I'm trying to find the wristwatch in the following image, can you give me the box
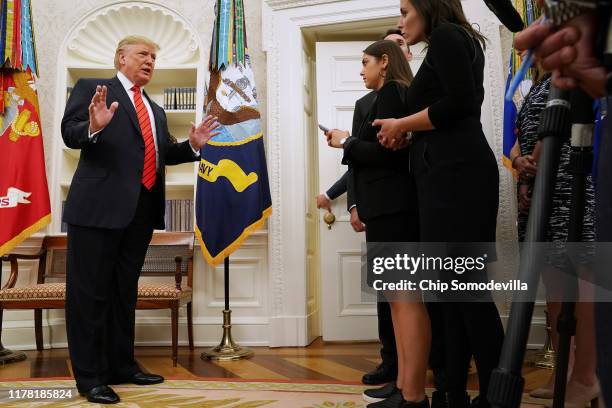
[340,137,347,146]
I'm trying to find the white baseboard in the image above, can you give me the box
[268,315,309,347]
[1,316,271,350]
[1,314,547,350]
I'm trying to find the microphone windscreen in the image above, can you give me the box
[483,0,525,32]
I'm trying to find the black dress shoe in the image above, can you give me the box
[367,391,404,407]
[362,364,398,385]
[111,371,164,385]
[80,385,120,404]
[368,393,429,408]
[444,392,471,408]
[431,390,448,408]
[399,396,430,408]
[469,395,490,408]
[363,382,400,403]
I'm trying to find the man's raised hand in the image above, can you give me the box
[89,85,118,133]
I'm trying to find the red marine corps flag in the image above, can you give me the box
[0,0,50,256]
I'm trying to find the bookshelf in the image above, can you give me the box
[51,4,205,234]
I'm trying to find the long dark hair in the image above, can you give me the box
[409,0,487,48]
[363,40,413,89]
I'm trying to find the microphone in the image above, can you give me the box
[483,0,525,32]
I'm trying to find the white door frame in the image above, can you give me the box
[262,0,515,347]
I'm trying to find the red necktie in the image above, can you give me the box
[132,85,157,189]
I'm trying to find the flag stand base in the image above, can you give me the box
[530,311,555,369]
[201,309,253,360]
[0,343,26,365]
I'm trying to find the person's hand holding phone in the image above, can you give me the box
[324,129,350,148]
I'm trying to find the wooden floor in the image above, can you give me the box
[0,338,551,391]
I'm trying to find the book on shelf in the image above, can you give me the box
[164,198,194,232]
[61,201,67,233]
[62,199,193,233]
[163,87,196,110]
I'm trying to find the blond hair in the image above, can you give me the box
[114,35,160,70]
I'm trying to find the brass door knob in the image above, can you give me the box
[323,212,336,230]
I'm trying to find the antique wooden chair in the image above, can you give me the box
[0,232,194,367]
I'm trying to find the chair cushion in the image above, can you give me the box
[137,282,192,300]
[0,283,66,301]
[0,282,192,302]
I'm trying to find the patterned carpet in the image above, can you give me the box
[0,378,546,407]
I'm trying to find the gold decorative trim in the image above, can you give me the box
[0,214,50,257]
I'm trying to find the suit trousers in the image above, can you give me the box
[66,184,158,393]
[441,299,503,397]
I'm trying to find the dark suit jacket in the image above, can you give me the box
[326,171,348,201]
[61,76,198,230]
[342,82,413,222]
[322,91,376,208]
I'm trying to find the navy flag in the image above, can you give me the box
[196,0,271,265]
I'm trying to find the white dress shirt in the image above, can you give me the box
[116,71,161,168]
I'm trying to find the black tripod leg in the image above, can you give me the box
[489,87,572,408]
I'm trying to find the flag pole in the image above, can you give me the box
[201,256,253,360]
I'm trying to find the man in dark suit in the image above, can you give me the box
[61,35,219,404]
[316,91,375,232]
[315,30,412,388]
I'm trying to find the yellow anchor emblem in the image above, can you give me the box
[198,159,258,192]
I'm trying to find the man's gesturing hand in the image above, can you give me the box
[89,85,118,134]
[189,115,221,151]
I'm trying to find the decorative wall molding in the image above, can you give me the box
[265,0,344,10]
[65,2,199,66]
[481,18,521,314]
[265,10,285,320]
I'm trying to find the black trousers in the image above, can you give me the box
[65,186,157,392]
[442,299,503,397]
[376,297,397,369]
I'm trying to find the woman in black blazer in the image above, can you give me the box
[327,40,430,408]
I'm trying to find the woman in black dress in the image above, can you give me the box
[375,1,504,407]
[327,40,430,408]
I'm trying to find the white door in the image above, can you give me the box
[316,42,378,341]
